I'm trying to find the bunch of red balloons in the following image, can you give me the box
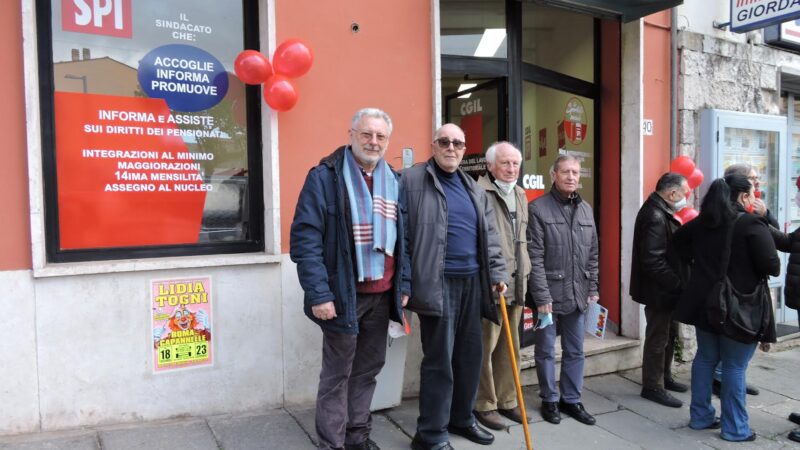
[670,156,704,224]
[233,39,314,112]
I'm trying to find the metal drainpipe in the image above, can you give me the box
[670,7,678,160]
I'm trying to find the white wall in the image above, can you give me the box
[0,271,39,434]
[676,1,747,42]
[0,264,284,433]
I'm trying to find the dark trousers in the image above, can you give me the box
[416,275,483,445]
[315,292,390,450]
[533,307,585,403]
[642,305,678,390]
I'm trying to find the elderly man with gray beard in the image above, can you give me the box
[290,108,411,450]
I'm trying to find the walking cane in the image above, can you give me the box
[499,293,533,450]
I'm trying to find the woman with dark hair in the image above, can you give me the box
[672,174,780,442]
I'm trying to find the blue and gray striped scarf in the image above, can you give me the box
[342,147,398,281]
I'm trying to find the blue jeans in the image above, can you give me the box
[533,307,585,403]
[689,329,757,441]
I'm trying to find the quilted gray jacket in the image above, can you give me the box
[526,187,598,315]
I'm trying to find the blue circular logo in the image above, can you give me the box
[138,44,229,112]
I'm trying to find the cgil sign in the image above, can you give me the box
[730,0,800,33]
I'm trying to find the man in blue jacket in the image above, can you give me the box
[290,108,411,450]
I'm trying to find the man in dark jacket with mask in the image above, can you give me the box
[290,108,411,450]
[630,172,690,408]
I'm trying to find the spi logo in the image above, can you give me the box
[62,0,132,38]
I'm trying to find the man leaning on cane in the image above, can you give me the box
[473,141,531,430]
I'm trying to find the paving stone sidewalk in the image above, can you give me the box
[1,346,798,450]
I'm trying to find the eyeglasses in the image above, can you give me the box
[434,137,466,150]
[351,129,388,143]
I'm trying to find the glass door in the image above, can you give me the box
[444,78,506,177]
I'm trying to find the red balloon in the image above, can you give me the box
[676,207,699,224]
[670,156,696,178]
[272,39,314,78]
[263,75,298,111]
[234,50,272,85]
[687,168,704,189]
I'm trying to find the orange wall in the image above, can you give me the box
[276,1,433,253]
[642,11,673,195]
[0,0,32,270]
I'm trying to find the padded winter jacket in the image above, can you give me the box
[289,146,411,334]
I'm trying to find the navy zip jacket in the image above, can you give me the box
[290,146,411,334]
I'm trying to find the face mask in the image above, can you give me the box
[795,191,800,209]
[494,179,517,195]
[673,196,687,211]
[534,312,554,330]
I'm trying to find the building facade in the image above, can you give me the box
[2,0,685,434]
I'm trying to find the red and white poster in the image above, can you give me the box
[55,93,208,248]
[51,0,250,250]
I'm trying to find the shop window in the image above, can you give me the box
[522,82,595,207]
[522,4,595,83]
[440,0,507,59]
[37,0,264,262]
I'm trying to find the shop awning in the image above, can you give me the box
[525,0,683,23]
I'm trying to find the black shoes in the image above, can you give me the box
[641,387,683,408]
[789,429,800,443]
[345,438,380,450]
[664,377,689,393]
[712,379,760,396]
[559,399,596,425]
[474,409,507,430]
[789,412,800,425]
[447,422,494,445]
[541,401,561,424]
[410,435,453,450]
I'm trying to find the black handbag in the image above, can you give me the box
[706,214,771,343]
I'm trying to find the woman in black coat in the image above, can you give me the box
[672,174,780,442]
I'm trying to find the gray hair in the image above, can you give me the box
[550,154,581,174]
[351,108,393,135]
[724,163,753,177]
[485,141,521,165]
[655,172,686,193]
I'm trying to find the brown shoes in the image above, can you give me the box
[498,406,532,424]
[474,410,507,430]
